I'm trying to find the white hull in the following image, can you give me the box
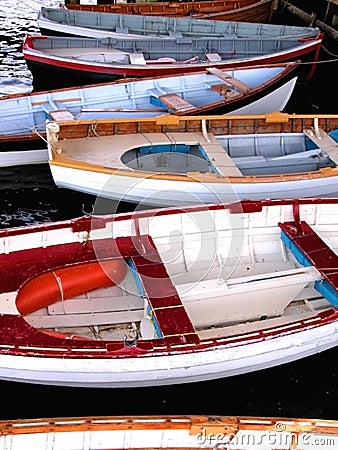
[50,164,338,206]
[225,77,296,114]
[0,148,48,167]
[1,197,338,388]
[0,319,337,387]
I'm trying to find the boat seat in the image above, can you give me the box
[158,93,196,113]
[209,83,237,97]
[41,101,75,121]
[27,308,145,329]
[207,67,251,93]
[49,110,75,121]
[199,138,243,177]
[303,127,338,165]
[279,219,338,307]
[205,52,222,62]
[129,235,199,343]
[177,266,321,327]
[129,53,147,65]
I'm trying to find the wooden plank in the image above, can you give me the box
[130,235,199,343]
[206,67,251,93]
[200,141,243,176]
[48,293,143,315]
[28,309,145,329]
[205,52,222,62]
[49,110,75,121]
[303,128,338,164]
[279,220,338,306]
[210,83,236,97]
[159,93,196,113]
[129,52,146,65]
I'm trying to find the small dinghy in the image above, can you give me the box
[37,7,320,41]
[22,32,322,90]
[45,113,338,206]
[0,197,338,387]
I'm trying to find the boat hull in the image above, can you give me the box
[49,164,338,207]
[37,7,319,41]
[22,34,321,91]
[0,317,337,387]
[62,0,275,23]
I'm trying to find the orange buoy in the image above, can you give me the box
[16,259,128,316]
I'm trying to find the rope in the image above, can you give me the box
[321,44,338,59]
[32,128,49,144]
[88,121,100,137]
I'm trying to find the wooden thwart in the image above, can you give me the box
[49,110,75,121]
[207,67,251,93]
[200,138,243,176]
[130,235,199,343]
[129,52,146,65]
[279,219,338,306]
[210,83,236,97]
[303,128,338,165]
[159,93,196,113]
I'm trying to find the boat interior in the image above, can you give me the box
[29,35,309,63]
[55,130,338,177]
[39,7,319,40]
[2,66,291,137]
[21,204,338,344]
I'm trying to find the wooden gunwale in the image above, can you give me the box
[2,414,338,435]
[49,154,338,184]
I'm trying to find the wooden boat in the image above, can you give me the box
[37,7,321,41]
[0,62,299,167]
[2,414,338,449]
[61,0,275,23]
[22,32,322,91]
[1,415,338,449]
[46,113,338,207]
[1,197,338,387]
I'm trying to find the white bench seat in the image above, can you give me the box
[303,128,338,165]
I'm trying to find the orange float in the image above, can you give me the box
[16,259,128,316]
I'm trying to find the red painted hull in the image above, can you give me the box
[22,34,322,91]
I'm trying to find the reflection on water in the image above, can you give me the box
[0,0,60,93]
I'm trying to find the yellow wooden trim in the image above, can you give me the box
[50,158,338,183]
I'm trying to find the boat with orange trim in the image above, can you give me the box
[45,112,338,208]
[0,197,338,387]
[1,414,338,449]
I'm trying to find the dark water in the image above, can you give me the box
[1,0,338,422]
